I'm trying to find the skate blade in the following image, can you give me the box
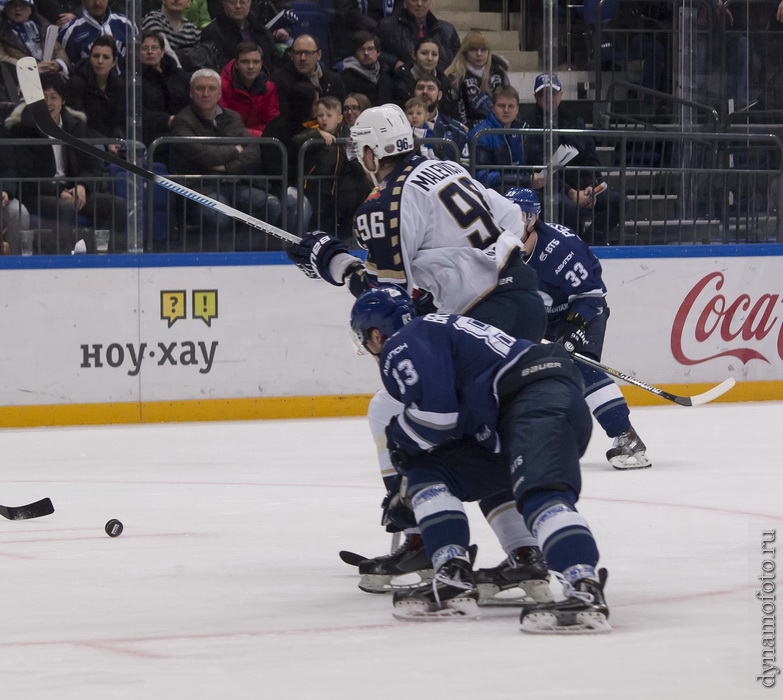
[520,610,612,634]
[392,597,480,622]
[609,453,652,470]
[477,579,554,607]
[358,570,434,594]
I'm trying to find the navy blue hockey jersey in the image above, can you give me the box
[379,314,535,456]
[524,221,607,331]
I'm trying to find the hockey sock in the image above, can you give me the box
[579,364,631,438]
[479,496,538,553]
[522,490,599,574]
[410,481,470,562]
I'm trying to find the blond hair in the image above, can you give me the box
[444,31,493,94]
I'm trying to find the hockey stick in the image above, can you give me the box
[15,57,299,245]
[570,350,736,407]
[0,497,54,520]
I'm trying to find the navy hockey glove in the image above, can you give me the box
[386,416,412,474]
[556,312,588,354]
[287,232,352,285]
[381,475,416,533]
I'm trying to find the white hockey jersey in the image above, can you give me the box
[352,154,525,314]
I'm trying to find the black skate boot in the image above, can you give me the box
[475,546,553,606]
[357,534,434,593]
[392,557,479,621]
[519,568,611,634]
[606,427,651,470]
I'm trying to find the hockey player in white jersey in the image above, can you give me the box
[349,286,611,632]
[287,104,550,600]
[504,187,651,469]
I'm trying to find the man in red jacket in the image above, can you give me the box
[219,41,280,137]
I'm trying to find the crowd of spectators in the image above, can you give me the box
[5,0,776,254]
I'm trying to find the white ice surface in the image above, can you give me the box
[1,402,780,699]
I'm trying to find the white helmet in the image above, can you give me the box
[348,103,414,162]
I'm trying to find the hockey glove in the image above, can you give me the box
[287,232,354,286]
[556,311,588,354]
[381,475,416,533]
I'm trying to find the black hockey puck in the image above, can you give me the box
[105,519,123,537]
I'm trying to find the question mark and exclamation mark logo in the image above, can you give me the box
[161,290,218,327]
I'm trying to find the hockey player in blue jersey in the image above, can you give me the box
[504,187,651,469]
[288,104,550,600]
[349,286,610,632]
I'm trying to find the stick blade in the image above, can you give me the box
[16,56,44,105]
[0,497,55,520]
[684,377,736,407]
[339,550,367,567]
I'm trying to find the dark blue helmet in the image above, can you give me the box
[504,187,542,216]
[350,286,415,353]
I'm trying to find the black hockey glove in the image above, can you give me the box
[556,312,588,354]
[286,232,350,285]
[385,416,412,474]
[381,475,416,533]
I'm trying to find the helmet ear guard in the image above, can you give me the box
[350,285,416,354]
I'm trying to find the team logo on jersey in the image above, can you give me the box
[384,144,396,153]
[366,186,382,199]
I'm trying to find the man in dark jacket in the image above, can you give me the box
[522,73,626,244]
[169,68,283,250]
[340,31,395,106]
[412,72,466,161]
[6,73,126,253]
[274,34,345,114]
[200,0,278,72]
[377,0,460,72]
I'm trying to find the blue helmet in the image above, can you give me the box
[504,187,542,216]
[350,286,415,353]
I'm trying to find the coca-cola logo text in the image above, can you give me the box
[671,271,779,365]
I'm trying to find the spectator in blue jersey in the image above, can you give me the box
[469,85,546,191]
[522,73,627,245]
[348,286,611,631]
[504,187,651,470]
[58,0,134,72]
[411,72,466,161]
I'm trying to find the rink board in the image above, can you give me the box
[1,245,782,426]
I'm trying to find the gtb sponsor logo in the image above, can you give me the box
[671,271,780,365]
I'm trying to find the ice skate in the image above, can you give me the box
[475,546,554,606]
[519,568,611,634]
[607,428,651,469]
[358,533,434,593]
[392,557,480,621]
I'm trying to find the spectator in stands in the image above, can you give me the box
[140,29,190,152]
[219,40,278,137]
[412,72,467,160]
[294,95,368,240]
[200,0,278,72]
[392,35,457,116]
[404,95,436,159]
[0,0,69,74]
[444,30,510,130]
[6,72,127,253]
[260,79,318,235]
[341,91,370,128]
[34,0,83,29]
[65,34,125,147]
[469,85,545,191]
[340,31,394,106]
[522,73,626,244]
[58,0,134,71]
[377,0,459,72]
[142,0,201,55]
[332,0,394,62]
[169,68,282,250]
[0,121,30,255]
[274,34,345,110]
